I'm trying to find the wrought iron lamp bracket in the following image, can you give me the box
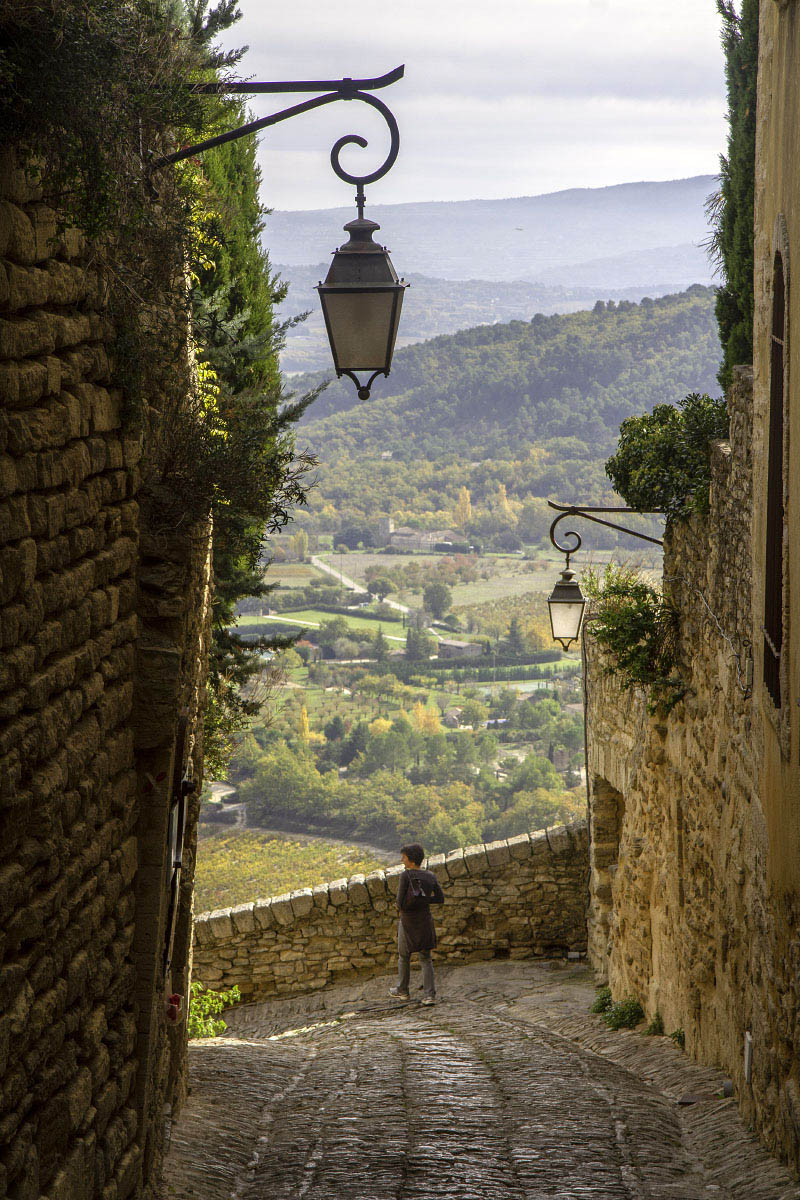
[548,500,664,566]
[147,65,403,208]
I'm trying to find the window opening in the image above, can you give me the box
[163,712,195,980]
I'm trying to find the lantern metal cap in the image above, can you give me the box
[548,564,583,602]
[321,217,403,286]
[337,216,383,250]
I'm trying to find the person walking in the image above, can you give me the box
[389,843,444,1005]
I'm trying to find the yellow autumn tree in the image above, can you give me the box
[422,707,441,735]
[291,529,309,561]
[299,705,324,745]
[495,483,518,526]
[369,717,392,736]
[299,705,311,743]
[452,485,472,532]
[413,700,441,734]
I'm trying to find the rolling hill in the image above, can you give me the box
[278,244,713,373]
[289,286,722,546]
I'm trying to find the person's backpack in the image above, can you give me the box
[406,872,436,911]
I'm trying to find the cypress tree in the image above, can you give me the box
[183,3,319,771]
[710,0,759,392]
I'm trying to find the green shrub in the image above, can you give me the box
[584,564,685,714]
[602,996,644,1030]
[188,982,241,1039]
[605,392,729,520]
[646,1011,665,1036]
[670,1027,686,1050]
[590,986,613,1014]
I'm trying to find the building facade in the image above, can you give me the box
[583,4,800,1173]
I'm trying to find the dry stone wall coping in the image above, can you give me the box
[196,825,578,936]
[192,824,589,1002]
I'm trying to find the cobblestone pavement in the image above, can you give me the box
[165,961,800,1200]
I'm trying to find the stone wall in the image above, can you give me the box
[0,152,211,1200]
[192,823,588,1002]
[585,368,800,1176]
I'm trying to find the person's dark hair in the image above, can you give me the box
[401,843,424,866]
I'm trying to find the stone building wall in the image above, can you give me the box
[0,152,211,1199]
[192,823,588,1002]
[585,368,800,1175]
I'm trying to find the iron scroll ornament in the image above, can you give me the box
[148,65,404,201]
[548,500,664,568]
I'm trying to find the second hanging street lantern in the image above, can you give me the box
[545,500,666,651]
[547,563,587,651]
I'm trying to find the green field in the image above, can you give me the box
[295,679,464,726]
[237,608,408,641]
[194,828,391,913]
[264,561,324,586]
[315,548,661,599]
[316,550,551,607]
[317,550,441,583]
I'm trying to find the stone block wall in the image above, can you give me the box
[585,368,800,1176]
[0,152,211,1199]
[192,823,588,1002]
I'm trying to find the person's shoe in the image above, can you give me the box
[421,996,436,1006]
[389,987,410,1000]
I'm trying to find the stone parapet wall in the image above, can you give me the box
[585,367,800,1176]
[192,823,588,1001]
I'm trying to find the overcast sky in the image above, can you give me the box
[216,0,727,212]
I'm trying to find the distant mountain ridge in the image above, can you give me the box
[270,177,717,372]
[266,176,717,281]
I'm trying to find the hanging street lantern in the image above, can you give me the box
[318,215,407,400]
[148,67,407,399]
[547,563,586,650]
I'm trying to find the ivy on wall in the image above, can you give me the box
[0,0,318,774]
[584,565,685,715]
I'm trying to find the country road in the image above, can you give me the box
[310,554,410,615]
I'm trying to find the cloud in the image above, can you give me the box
[215,0,726,209]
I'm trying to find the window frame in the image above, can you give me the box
[761,217,791,752]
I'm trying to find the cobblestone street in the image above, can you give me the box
[165,962,800,1200]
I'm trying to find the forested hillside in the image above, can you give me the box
[279,249,712,373]
[291,286,720,546]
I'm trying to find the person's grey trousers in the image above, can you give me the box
[397,923,435,998]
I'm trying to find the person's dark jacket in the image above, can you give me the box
[396,867,444,952]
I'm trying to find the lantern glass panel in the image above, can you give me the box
[548,597,586,647]
[321,287,403,372]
